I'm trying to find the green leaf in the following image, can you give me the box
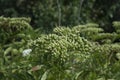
[41,70,49,80]
[75,71,83,80]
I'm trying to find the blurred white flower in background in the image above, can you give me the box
[22,49,32,57]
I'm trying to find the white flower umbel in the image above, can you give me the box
[22,49,32,57]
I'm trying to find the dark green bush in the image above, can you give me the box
[0,0,120,32]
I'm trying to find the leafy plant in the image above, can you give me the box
[0,17,120,80]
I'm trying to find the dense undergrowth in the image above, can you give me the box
[0,17,120,80]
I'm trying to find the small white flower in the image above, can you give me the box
[22,49,32,57]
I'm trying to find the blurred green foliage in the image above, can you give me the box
[0,0,120,32]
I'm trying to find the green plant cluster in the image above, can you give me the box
[72,22,120,45]
[25,26,95,79]
[0,17,38,80]
[0,17,120,80]
[71,23,120,65]
[27,26,119,80]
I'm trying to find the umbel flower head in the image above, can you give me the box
[22,49,32,57]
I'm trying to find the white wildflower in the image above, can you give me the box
[22,49,32,57]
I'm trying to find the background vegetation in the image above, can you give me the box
[0,0,120,80]
[0,0,120,31]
